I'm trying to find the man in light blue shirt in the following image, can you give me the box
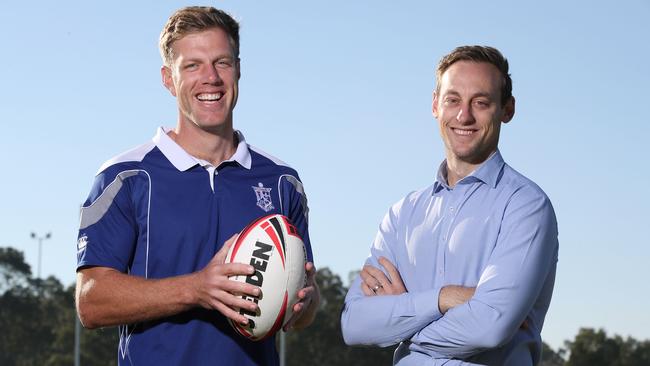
[341,46,558,365]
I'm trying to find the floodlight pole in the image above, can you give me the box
[280,331,286,366]
[75,316,81,366]
[30,231,51,279]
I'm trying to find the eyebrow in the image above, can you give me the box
[179,52,234,62]
[471,92,492,99]
[442,90,460,97]
[442,90,493,99]
[179,57,203,65]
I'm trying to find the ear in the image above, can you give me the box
[501,96,515,123]
[432,91,440,119]
[236,58,241,80]
[161,65,177,97]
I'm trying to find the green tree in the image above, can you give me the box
[0,247,32,293]
[0,247,61,365]
[626,339,650,366]
[0,247,118,366]
[540,341,565,366]
[565,328,650,366]
[46,284,118,366]
[0,275,71,365]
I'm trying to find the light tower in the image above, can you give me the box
[30,231,51,279]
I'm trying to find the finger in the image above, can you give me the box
[283,299,307,331]
[215,288,260,313]
[297,285,314,300]
[283,319,295,331]
[359,269,379,291]
[363,264,390,286]
[378,257,403,285]
[359,267,373,284]
[219,278,261,298]
[360,281,374,296]
[283,310,300,331]
[214,301,251,325]
[304,262,316,283]
[305,261,316,275]
[360,265,382,283]
[292,302,305,315]
[214,233,240,263]
[217,262,256,277]
[359,266,373,282]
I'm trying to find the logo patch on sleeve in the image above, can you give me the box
[77,235,88,251]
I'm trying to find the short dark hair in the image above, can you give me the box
[436,46,512,106]
[159,6,240,66]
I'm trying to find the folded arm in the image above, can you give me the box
[341,275,442,347]
[341,204,445,347]
[409,192,559,359]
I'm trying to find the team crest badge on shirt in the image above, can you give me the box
[252,182,274,212]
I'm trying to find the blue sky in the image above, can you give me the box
[1,0,649,351]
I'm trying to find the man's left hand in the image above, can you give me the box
[360,256,406,296]
[283,262,320,331]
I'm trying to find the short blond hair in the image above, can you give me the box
[159,6,240,66]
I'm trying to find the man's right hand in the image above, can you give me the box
[77,235,263,329]
[438,285,529,329]
[192,234,262,326]
[438,285,476,314]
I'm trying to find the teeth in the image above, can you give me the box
[197,93,223,101]
[453,128,474,136]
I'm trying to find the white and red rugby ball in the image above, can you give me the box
[225,214,307,341]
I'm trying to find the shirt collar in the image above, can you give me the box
[152,127,252,171]
[433,150,505,192]
[471,150,504,188]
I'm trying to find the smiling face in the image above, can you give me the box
[162,27,240,134]
[433,60,515,180]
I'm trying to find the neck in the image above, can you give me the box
[445,158,475,188]
[170,121,236,166]
[445,150,495,187]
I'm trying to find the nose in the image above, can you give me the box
[455,102,475,124]
[204,65,222,85]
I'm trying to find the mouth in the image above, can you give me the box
[451,128,477,136]
[196,92,224,102]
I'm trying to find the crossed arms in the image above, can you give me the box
[341,190,558,360]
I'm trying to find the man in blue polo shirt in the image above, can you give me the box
[341,46,558,365]
[76,6,319,365]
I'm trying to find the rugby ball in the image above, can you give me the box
[225,214,307,341]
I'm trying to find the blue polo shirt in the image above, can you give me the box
[77,127,312,366]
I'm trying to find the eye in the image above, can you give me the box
[184,63,198,71]
[474,100,490,108]
[444,97,459,106]
[215,58,234,69]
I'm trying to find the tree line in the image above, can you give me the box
[1,247,648,365]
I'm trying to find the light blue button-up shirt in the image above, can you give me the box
[341,151,558,365]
